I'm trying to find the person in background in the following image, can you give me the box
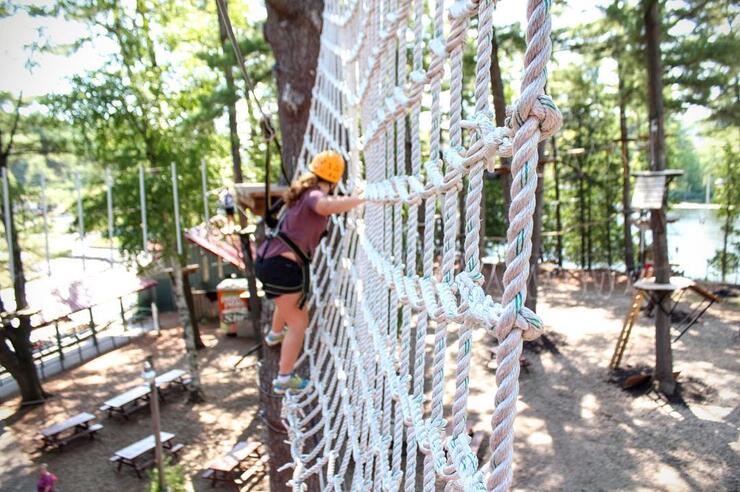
[37,464,57,492]
[219,188,236,230]
[255,150,364,394]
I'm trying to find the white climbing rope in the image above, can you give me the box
[281,1,561,490]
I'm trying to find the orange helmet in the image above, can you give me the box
[309,150,345,184]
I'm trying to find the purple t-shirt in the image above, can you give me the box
[37,472,57,492]
[259,188,329,260]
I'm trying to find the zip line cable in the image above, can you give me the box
[214,0,289,184]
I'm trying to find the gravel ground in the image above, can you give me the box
[1,275,738,491]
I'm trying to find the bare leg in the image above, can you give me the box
[274,292,309,375]
[270,306,285,336]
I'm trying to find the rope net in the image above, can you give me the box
[282,0,562,490]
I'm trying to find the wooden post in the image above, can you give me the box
[645,0,675,394]
[170,258,204,402]
[144,356,166,492]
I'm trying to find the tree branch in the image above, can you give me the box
[1,92,23,159]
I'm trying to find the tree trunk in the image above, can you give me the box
[525,141,546,312]
[257,300,292,492]
[552,137,563,268]
[578,160,586,269]
[262,3,323,488]
[618,60,636,273]
[0,315,47,403]
[264,0,324,177]
[182,271,205,349]
[490,26,512,221]
[216,0,244,184]
[586,171,593,270]
[170,256,204,402]
[645,0,675,394]
[720,155,731,282]
[0,160,47,403]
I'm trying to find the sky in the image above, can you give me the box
[0,1,709,131]
[0,2,605,97]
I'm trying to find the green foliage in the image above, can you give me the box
[662,0,740,128]
[41,0,234,263]
[710,141,740,281]
[148,459,187,492]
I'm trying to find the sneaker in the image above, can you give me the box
[273,374,309,395]
[264,330,285,347]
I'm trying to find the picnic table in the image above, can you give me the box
[100,385,151,419]
[110,432,185,478]
[39,412,103,451]
[154,368,191,397]
[201,441,268,488]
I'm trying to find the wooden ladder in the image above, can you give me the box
[609,290,645,370]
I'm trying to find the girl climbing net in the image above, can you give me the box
[255,151,364,394]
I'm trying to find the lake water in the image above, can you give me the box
[483,204,737,284]
[668,205,736,283]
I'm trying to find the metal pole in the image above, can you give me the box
[139,164,149,252]
[201,159,209,224]
[75,171,86,270]
[106,168,114,263]
[2,167,15,284]
[144,356,166,492]
[151,301,160,335]
[40,173,51,275]
[171,162,182,255]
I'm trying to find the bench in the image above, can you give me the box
[39,413,102,451]
[110,432,179,478]
[201,440,266,487]
[236,453,270,484]
[100,385,151,419]
[167,443,185,460]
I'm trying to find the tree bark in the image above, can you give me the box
[490,26,512,220]
[170,256,205,402]
[525,141,546,312]
[645,0,675,394]
[216,0,244,185]
[618,60,636,273]
[0,101,48,404]
[257,300,293,492]
[264,0,324,177]
[262,3,323,488]
[578,157,586,269]
[182,271,205,349]
[551,137,564,268]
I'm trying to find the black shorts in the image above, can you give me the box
[225,206,235,216]
[255,256,304,299]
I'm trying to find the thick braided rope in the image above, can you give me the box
[488,1,554,491]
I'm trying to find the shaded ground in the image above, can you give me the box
[1,275,738,491]
[0,313,267,492]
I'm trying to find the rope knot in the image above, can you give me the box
[493,304,544,342]
[473,111,513,172]
[506,94,562,139]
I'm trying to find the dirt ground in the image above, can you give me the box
[1,275,738,491]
